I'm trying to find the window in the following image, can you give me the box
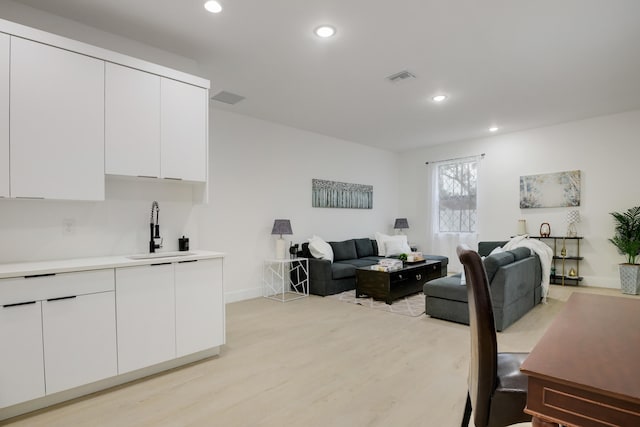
[436,159,478,233]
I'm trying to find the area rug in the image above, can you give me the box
[327,290,425,317]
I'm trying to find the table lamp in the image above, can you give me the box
[271,219,293,259]
[566,210,580,237]
[394,218,409,234]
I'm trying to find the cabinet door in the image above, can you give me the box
[0,34,8,198]
[42,292,117,394]
[105,63,161,178]
[115,264,176,373]
[175,259,224,357]
[160,78,207,182]
[0,301,45,408]
[10,37,105,200]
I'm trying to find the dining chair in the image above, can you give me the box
[457,245,531,427]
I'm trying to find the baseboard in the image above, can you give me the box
[225,286,262,303]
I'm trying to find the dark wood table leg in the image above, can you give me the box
[532,416,559,427]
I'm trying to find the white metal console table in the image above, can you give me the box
[262,258,309,302]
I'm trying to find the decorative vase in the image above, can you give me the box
[619,264,640,295]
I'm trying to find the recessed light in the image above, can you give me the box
[432,94,447,102]
[489,126,499,132]
[204,1,222,13]
[314,25,336,38]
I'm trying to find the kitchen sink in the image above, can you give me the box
[127,251,195,260]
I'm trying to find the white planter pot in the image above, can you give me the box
[619,264,640,295]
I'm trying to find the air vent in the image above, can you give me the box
[211,91,245,105]
[386,70,416,83]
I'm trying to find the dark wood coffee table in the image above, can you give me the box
[355,260,441,304]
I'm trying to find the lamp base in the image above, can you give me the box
[275,238,287,259]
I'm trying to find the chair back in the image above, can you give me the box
[457,245,498,427]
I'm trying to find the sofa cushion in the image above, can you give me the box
[483,251,515,282]
[354,238,375,258]
[331,262,357,279]
[330,239,358,261]
[361,256,385,262]
[508,247,532,261]
[424,275,468,302]
[478,241,507,257]
[337,258,378,268]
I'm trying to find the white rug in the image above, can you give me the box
[327,290,425,317]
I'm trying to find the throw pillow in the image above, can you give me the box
[374,232,390,256]
[354,238,374,258]
[375,232,411,257]
[308,235,334,262]
[384,238,412,256]
[489,246,504,256]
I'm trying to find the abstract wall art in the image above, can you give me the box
[520,170,581,208]
[312,179,373,209]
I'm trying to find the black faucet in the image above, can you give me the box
[149,201,162,253]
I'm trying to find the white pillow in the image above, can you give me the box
[375,232,411,256]
[489,246,504,255]
[375,232,390,256]
[460,268,466,285]
[385,240,405,256]
[308,235,333,262]
[384,237,412,256]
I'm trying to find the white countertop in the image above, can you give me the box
[0,250,225,279]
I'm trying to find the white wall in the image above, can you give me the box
[0,179,200,263]
[399,109,640,289]
[199,109,400,302]
[0,1,201,75]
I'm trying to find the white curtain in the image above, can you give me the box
[426,156,482,274]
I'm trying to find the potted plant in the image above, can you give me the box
[609,206,640,294]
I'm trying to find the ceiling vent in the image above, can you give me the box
[211,90,246,105]
[386,70,416,83]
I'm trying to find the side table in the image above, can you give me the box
[262,258,309,302]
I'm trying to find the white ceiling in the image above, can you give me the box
[15,0,640,152]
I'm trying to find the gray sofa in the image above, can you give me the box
[423,241,542,331]
[299,238,449,296]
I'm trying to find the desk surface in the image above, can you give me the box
[521,293,640,426]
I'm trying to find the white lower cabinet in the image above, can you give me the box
[0,268,116,408]
[0,301,45,407]
[0,254,223,414]
[115,263,176,374]
[42,291,117,394]
[175,259,224,357]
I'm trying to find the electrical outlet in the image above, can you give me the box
[62,218,76,236]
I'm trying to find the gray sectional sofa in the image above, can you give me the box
[298,238,448,296]
[423,241,542,331]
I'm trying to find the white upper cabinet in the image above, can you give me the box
[0,34,9,198]
[161,79,208,182]
[105,63,161,178]
[10,37,105,200]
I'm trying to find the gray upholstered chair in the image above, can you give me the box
[457,245,531,427]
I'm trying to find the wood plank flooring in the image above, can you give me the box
[2,286,626,427]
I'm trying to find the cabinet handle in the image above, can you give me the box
[15,196,45,200]
[24,273,56,279]
[47,296,77,302]
[178,260,198,264]
[163,177,183,181]
[3,301,36,308]
[416,274,422,280]
[151,262,171,267]
[137,175,158,179]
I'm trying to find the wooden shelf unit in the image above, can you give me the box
[531,236,583,286]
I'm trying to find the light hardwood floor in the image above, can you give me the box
[3,286,627,427]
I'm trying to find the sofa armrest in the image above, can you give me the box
[308,258,332,282]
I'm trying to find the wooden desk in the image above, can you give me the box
[520,293,640,427]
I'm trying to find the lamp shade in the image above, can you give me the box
[394,218,409,229]
[271,219,293,236]
[567,210,580,224]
